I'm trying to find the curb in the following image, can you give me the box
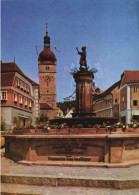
[1,174,139,189]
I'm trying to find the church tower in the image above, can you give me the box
[38,27,57,119]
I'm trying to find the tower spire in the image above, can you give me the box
[46,23,48,34]
[44,24,50,48]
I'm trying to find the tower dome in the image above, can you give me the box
[38,29,56,64]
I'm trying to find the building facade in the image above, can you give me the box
[119,70,139,124]
[38,29,57,119]
[56,108,64,118]
[92,81,120,118]
[1,62,39,129]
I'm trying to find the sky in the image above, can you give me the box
[1,0,139,102]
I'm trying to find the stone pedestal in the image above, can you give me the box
[73,68,95,117]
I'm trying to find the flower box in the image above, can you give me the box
[48,129,68,134]
[29,129,36,134]
[97,128,108,133]
[116,128,123,132]
[12,129,48,135]
[126,128,139,133]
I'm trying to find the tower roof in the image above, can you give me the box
[38,27,56,63]
[39,48,56,63]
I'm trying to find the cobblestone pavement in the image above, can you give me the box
[1,157,139,180]
[1,183,139,195]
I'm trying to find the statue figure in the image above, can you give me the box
[76,46,87,69]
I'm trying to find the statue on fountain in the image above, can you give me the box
[76,46,87,70]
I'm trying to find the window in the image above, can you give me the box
[16,78,19,87]
[24,98,27,106]
[134,87,138,93]
[115,99,117,103]
[46,66,49,70]
[133,100,138,106]
[14,93,17,102]
[20,81,23,89]
[27,86,29,93]
[29,100,31,108]
[19,95,22,104]
[1,91,7,100]
[24,84,26,91]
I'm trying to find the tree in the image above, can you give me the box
[35,113,48,124]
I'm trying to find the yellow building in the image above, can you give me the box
[56,108,64,118]
[119,70,139,124]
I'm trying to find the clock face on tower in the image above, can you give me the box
[44,75,51,84]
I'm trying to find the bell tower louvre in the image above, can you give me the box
[38,26,57,119]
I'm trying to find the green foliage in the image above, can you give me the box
[50,125,57,129]
[36,122,48,130]
[28,116,33,124]
[57,101,75,115]
[57,124,63,129]
[93,124,99,128]
[102,122,107,128]
[36,113,48,124]
[35,117,40,125]
[40,113,48,122]
[1,116,6,131]
[110,124,117,128]
[76,124,84,129]
[25,123,35,129]
[116,122,123,128]
[5,129,12,134]
[130,113,134,123]
[13,116,21,127]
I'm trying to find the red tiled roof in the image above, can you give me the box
[40,103,53,110]
[1,72,15,86]
[93,80,120,100]
[1,62,39,86]
[2,62,22,73]
[122,70,139,83]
